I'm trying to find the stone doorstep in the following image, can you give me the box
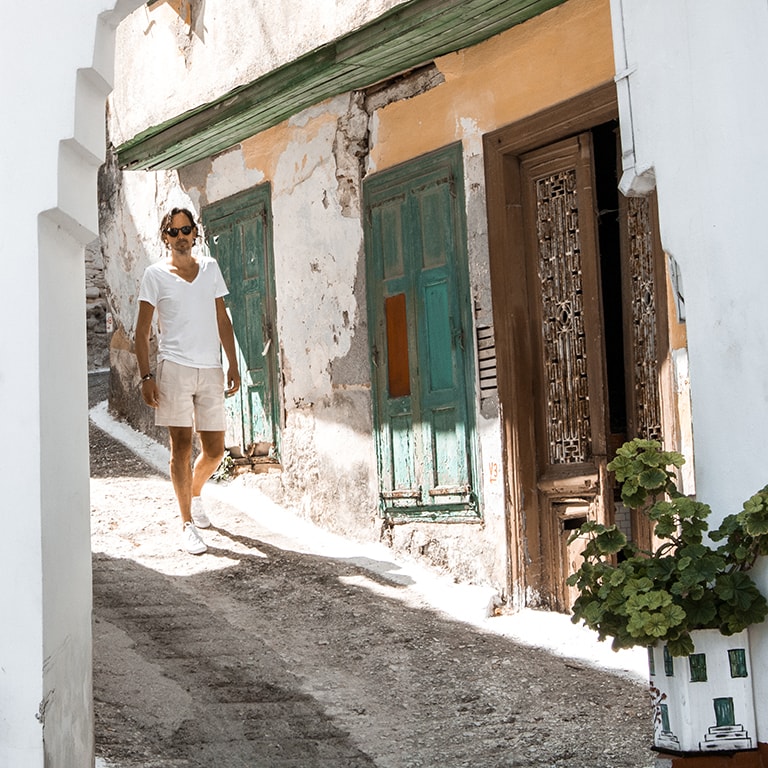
[232,456,281,475]
[228,442,281,475]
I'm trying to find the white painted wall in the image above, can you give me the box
[110,0,412,146]
[611,0,768,745]
[0,2,143,765]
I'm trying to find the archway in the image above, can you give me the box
[0,2,144,765]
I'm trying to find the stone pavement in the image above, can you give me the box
[89,372,657,768]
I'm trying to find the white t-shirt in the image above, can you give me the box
[138,255,229,368]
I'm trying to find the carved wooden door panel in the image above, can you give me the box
[620,193,668,552]
[519,134,610,611]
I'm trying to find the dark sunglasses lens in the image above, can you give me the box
[166,225,194,237]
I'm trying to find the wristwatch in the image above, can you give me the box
[141,372,154,381]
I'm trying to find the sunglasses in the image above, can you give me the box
[165,225,195,237]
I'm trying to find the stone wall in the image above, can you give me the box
[86,238,111,370]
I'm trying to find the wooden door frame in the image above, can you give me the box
[483,82,619,608]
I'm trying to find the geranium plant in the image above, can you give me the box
[567,438,768,656]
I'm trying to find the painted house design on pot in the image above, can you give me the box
[648,630,758,754]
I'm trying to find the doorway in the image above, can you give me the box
[203,185,282,461]
[484,86,670,610]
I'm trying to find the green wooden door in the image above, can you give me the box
[364,144,477,519]
[203,186,280,458]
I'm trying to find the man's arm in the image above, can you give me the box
[135,300,159,408]
[215,297,241,396]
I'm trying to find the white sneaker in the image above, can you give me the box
[182,522,207,555]
[191,496,211,528]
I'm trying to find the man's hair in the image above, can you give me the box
[160,207,198,236]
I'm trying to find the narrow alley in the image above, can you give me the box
[89,372,656,768]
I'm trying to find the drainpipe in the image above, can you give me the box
[610,0,656,197]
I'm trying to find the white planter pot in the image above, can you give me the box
[648,629,757,754]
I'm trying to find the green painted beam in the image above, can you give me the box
[117,0,566,170]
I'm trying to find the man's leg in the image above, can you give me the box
[168,425,194,525]
[191,430,226,498]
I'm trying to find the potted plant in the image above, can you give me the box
[567,438,768,753]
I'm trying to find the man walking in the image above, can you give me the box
[135,207,240,554]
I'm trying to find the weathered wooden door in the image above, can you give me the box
[519,134,611,609]
[484,90,671,611]
[364,144,478,519]
[517,131,668,610]
[203,185,281,458]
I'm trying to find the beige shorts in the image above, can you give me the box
[155,360,226,431]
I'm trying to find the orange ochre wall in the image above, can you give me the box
[371,0,615,171]
[241,0,616,175]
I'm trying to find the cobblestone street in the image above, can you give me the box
[89,372,656,768]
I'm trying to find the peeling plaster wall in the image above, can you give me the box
[193,95,380,541]
[85,239,111,370]
[104,0,615,594]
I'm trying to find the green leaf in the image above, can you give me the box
[675,549,723,585]
[626,610,654,637]
[607,454,632,478]
[715,572,763,610]
[660,603,686,627]
[566,519,602,545]
[607,569,627,587]
[620,477,645,508]
[681,595,717,627]
[645,557,676,581]
[743,492,768,515]
[581,600,607,626]
[627,603,683,639]
[623,576,654,597]
[593,527,627,555]
[654,521,677,540]
[666,633,695,657]
[687,584,706,601]
[638,468,668,490]
[744,512,768,536]
[626,590,672,612]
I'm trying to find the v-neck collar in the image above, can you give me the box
[165,258,200,284]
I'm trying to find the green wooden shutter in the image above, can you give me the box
[365,144,478,520]
[203,185,281,458]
